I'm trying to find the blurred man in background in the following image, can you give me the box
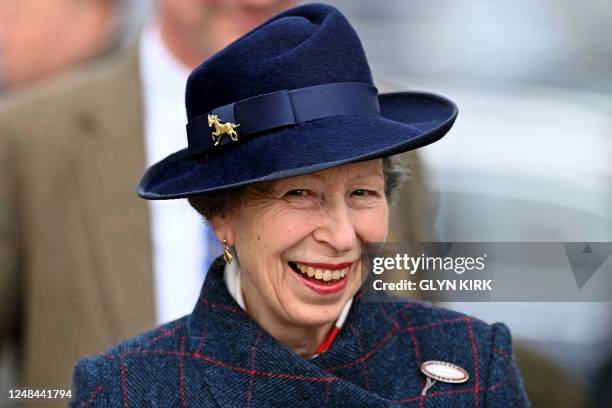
[0,0,120,91]
[0,0,294,404]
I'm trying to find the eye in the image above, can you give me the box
[285,189,309,197]
[282,189,321,209]
[351,189,377,197]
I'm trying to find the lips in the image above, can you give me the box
[288,260,353,295]
[296,262,349,281]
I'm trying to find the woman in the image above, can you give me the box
[71,4,528,407]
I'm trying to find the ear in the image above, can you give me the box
[209,213,236,245]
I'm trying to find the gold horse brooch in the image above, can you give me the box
[207,114,240,146]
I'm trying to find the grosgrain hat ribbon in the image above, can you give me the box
[186,82,379,155]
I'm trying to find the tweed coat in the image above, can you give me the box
[71,258,529,407]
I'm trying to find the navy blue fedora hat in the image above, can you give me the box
[138,3,457,200]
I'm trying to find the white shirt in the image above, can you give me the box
[139,25,216,324]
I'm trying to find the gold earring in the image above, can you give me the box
[222,239,233,264]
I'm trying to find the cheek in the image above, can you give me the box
[256,208,316,246]
[355,206,389,243]
[234,207,312,272]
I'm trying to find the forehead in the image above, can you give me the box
[278,159,383,186]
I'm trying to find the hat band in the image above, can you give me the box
[186,82,379,155]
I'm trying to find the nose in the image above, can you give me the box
[312,200,356,254]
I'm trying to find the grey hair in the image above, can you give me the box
[382,154,411,205]
[188,156,412,220]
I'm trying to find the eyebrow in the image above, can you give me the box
[305,171,384,182]
[351,173,384,181]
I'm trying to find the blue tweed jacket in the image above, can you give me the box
[71,258,529,407]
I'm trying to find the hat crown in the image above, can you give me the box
[185,4,373,121]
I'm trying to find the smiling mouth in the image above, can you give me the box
[288,261,350,284]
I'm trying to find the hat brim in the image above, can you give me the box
[137,91,457,199]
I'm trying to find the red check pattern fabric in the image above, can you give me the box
[71,258,529,407]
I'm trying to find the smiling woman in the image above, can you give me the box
[70,3,528,407]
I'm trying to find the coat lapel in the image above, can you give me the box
[186,260,401,407]
[74,46,155,341]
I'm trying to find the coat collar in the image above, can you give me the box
[187,258,371,368]
[185,258,406,405]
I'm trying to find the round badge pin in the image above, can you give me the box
[420,360,469,384]
[419,360,469,396]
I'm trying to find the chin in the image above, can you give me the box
[286,302,345,328]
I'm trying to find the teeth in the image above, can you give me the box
[293,262,351,282]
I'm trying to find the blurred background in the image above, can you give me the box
[1,0,611,406]
[333,0,612,405]
[333,1,612,406]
